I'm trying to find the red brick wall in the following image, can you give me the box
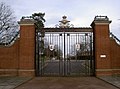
[18,24,35,77]
[94,25,111,68]
[0,40,19,76]
[110,38,120,75]
[0,19,35,77]
[91,18,120,76]
[93,24,112,76]
[91,19,112,76]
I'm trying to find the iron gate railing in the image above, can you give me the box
[36,28,94,76]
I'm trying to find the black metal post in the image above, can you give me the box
[36,30,40,76]
[63,30,66,76]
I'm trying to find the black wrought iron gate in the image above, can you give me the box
[35,28,94,76]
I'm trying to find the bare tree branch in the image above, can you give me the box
[0,2,19,44]
[0,2,18,31]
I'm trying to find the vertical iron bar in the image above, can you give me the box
[38,32,40,76]
[64,31,66,76]
[59,34,60,75]
[78,33,80,75]
[75,33,78,61]
[69,33,71,75]
[40,32,43,76]
[90,33,93,76]
[87,34,89,75]
[36,30,39,76]
[62,33,63,76]
[85,33,87,76]
[67,33,70,75]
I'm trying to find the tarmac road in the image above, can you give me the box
[40,60,92,76]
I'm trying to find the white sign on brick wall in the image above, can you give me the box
[100,55,106,58]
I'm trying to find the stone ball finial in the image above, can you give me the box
[62,16,67,19]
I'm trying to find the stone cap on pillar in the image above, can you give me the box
[19,16,35,25]
[91,16,112,26]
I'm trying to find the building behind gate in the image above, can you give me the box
[0,16,120,77]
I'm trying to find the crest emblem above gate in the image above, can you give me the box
[49,44,54,51]
[55,16,74,28]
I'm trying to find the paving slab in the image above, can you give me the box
[98,76,120,88]
[15,77,119,89]
[0,76,32,89]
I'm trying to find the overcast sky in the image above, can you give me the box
[1,0,120,39]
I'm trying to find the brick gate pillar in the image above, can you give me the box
[91,16,112,76]
[19,18,35,76]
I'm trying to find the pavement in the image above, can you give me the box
[15,77,119,89]
[0,76,119,89]
[0,76,32,89]
[98,75,120,88]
